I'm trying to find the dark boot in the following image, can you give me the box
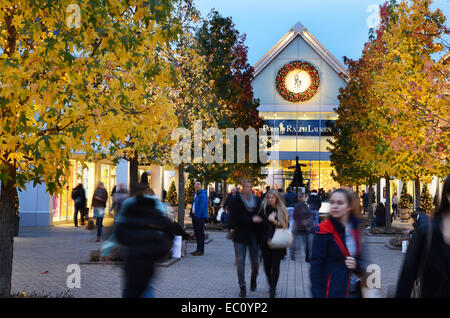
[239,287,246,298]
[250,277,257,292]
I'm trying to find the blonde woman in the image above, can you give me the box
[258,189,289,298]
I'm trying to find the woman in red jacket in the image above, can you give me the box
[310,188,367,298]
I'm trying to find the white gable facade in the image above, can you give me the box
[252,22,348,190]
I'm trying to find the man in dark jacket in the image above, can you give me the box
[71,184,86,227]
[291,192,313,262]
[228,179,262,298]
[307,190,322,227]
[114,184,174,298]
[284,187,297,208]
[190,180,208,256]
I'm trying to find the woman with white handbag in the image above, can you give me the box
[258,189,290,298]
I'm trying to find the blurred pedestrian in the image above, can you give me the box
[258,189,289,298]
[228,179,262,298]
[112,183,129,220]
[284,187,296,208]
[112,183,174,298]
[261,186,271,201]
[310,188,367,298]
[109,185,116,216]
[91,182,108,242]
[392,192,399,219]
[71,183,86,227]
[366,202,386,230]
[190,180,208,256]
[307,189,322,228]
[396,175,450,298]
[291,192,313,262]
[362,190,369,214]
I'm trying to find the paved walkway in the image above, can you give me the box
[12,221,406,298]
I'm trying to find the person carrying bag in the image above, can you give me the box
[258,189,290,298]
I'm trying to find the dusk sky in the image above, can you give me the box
[195,0,450,66]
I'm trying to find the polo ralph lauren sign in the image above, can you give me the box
[262,120,334,136]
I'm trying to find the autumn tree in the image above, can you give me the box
[186,10,267,187]
[331,0,449,228]
[167,0,218,227]
[0,0,177,297]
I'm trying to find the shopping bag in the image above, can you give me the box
[216,208,224,222]
[171,236,182,258]
[267,228,293,249]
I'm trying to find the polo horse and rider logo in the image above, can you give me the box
[294,72,302,90]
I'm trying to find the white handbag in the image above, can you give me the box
[267,228,293,249]
[216,208,224,221]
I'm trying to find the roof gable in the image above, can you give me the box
[253,21,348,82]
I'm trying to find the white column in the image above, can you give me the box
[150,164,163,199]
[115,159,130,191]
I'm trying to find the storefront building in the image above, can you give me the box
[252,22,348,191]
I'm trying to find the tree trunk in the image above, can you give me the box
[223,181,227,205]
[0,164,16,297]
[376,180,381,204]
[129,154,139,196]
[414,178,420,210]
[177,164,186,228]
[385,176,391,230]
[204,175,208,191]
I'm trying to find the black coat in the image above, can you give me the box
[396,216,450,298]
[307,194,322,211]
[375,206,386,227]
[71,186,86,208]
[115,195,174,261]
[228,194,261,245]
[259,205,287,256]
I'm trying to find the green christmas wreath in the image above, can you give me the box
[276,60,320,102]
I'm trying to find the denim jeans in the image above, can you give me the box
[96,217,103,238]
[122,256,155,298]
[192,217,205,253]
[311,210,319,228]
[369,217,376,228]
[290,230,311,260]
[140,282,154,298]
[234,237,259,288]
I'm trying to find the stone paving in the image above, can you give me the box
[11,218,408,298]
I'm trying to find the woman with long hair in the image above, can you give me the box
[310,188,367,298]
[396,175,450,297]
[258,189,289,298]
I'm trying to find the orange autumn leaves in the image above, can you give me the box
[331,0,449,185]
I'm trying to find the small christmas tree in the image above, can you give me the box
[398,183,412,209]
[166,181,178,206]
[185,179,195,206]
[420,185,433,214]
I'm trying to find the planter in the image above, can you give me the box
[398,208,411,221]
[13,215,20,237]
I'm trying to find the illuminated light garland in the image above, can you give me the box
[276,60,320,102]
